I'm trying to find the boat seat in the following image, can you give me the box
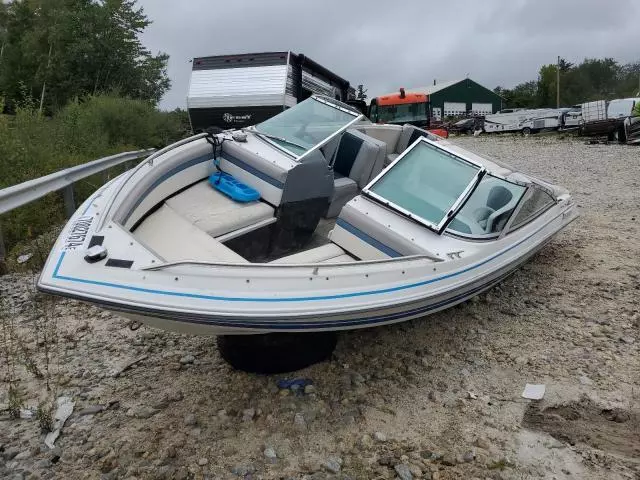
[133,204,247,263]
[331,197,436,260]
[269,243,355,264]
[386,124,441,165]
[326,129,386,218]
[166,180,274,238]
[320,254,355,263]
[353,124,403,155]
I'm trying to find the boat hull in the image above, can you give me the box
[41,215,572,335]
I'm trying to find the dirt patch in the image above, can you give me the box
[523,397,640,460]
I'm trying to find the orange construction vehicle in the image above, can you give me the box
[369,88,448,138]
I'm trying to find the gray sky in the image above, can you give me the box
[139,0,640,110]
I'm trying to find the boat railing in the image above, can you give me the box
[0,148,155,264]
[140,254,443,272]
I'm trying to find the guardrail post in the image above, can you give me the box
[63,184,76,218]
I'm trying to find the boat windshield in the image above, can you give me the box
[254,97,360,157]
[364,140,484,232]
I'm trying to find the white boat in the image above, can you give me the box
[38,96,578,342]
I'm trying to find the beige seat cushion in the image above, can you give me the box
[134,204,247,263]
[357,125,403,154]
[270,243,354,264]
[319,254,355,263]
[166,180,274,237]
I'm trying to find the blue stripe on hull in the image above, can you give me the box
[119,268,513,330]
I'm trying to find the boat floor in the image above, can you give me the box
[259,217,336,262]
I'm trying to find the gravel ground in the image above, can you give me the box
[1,135,639,480]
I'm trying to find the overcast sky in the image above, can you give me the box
[139,0,640,110]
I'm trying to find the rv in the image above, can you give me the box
[561,105,582,130]
[483,108,563,134]
[187,51,355,132]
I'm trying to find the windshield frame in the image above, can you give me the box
[363,137,486,234]
[251,96,364,162]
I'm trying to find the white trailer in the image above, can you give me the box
[188,51,355,132]
[561,105,582,129]
[483,108,563,134]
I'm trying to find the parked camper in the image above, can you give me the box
[561,105,582,130]
[483,108,563,135]
[187,51,355,132]
[580,98,639,141]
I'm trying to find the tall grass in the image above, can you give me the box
[0,94,189,257]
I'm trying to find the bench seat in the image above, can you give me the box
[134,204,247,263]
[166,180,274,238]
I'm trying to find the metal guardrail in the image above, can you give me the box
[0,148,155,262]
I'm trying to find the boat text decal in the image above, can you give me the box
[63,215,94,251]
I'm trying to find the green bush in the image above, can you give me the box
[634,101,640,117]
[0,94,189,257]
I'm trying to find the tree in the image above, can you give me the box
[537,64,557,107]
[356,84,367,100]
[495,57,638,109]
[0,0,170,113]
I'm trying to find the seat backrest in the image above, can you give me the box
[354,124,403,154]
[396,124,440,154]
[487,185,513,210]
[332,129,386,188]
[486,190,520,233]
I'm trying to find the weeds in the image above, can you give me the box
[1,275,62,422]
[0,94,189,256]
[1,294,21,415]
[7,385,23,419]
[36,399,54,432]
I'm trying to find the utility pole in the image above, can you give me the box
[556,55,560,108]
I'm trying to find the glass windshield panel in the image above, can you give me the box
[254,97,358,156]
[448,175,526,236]
[368,142,481,227]
[509,187,555,230]
[377,102,428,123]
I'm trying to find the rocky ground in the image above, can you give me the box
[1,135,639,480]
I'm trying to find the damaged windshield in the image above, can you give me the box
[254,97,361,157]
